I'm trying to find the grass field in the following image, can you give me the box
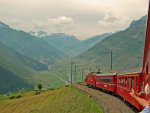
[0,86,104,113]
[30,72,67,89]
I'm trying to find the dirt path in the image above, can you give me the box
[74,83,137,113]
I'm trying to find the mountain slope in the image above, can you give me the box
[0,23,66,65]
[42,33,81,56]
[0,41,48,75]
[78,33,111,53]
[0,65,33,94]
[77,16,147,72]
[0,42,49,93]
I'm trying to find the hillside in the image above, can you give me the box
[0,41,70,93]
[0,42,48,93]
[77,16,147,73]
[0,87,104,113]
[0,22,66,65]
[0,65,33,94]
[0,42,48,72]
[78,33,111,53]
[0,41,48,77]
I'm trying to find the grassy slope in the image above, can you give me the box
[0,87,104,113]
[30,72,66,89]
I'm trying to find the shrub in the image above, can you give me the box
[9,95,22,99]
[9,96,15,99]
[15,95,22,98]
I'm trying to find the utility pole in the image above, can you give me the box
[98,65,101,73]
[110,50,112,72]
[70,62,73,84]
[74,64,76,83]
[90,67,91,73]
[82,68,83,82]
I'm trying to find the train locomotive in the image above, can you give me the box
[85,2,150,111]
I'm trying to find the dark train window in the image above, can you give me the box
[136,77,138,91]
[132,77,134,89]
[125,78,127,87]
[100,78,112,83]
[128,77,130,88]
[146,63,149,74]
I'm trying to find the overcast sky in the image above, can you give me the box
[0,0,148,39]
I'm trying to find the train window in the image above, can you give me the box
[134,77,136,91]
[128,77,130,88]
[146,63,148,74]
[120,78,122,85]
[117,78,120,85]
[120,77,127,86]
[96,77,101,82]
[100,77,112,83]
[132,77,134,89]
[124,78,126,87]
[136,77,138,91]
[121,78,123,86]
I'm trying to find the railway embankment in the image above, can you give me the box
[74,83,136,113]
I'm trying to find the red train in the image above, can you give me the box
[85,2,150,111]
[86,72,146,110]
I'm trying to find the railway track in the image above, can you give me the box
[73,83,138,113]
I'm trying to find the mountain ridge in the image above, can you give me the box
[0,25,67,65]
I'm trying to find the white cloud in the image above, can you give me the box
[48,16,74,25]
[32,16,74,32]
[48,16,74,32]
[98,13,130,32]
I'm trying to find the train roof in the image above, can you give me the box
[96,72,117,76]
[87,68,142,76]
[117,68,142,75]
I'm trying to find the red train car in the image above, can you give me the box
[85,72,96,88]
[117,72,143,110]
[96,73,117,93]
